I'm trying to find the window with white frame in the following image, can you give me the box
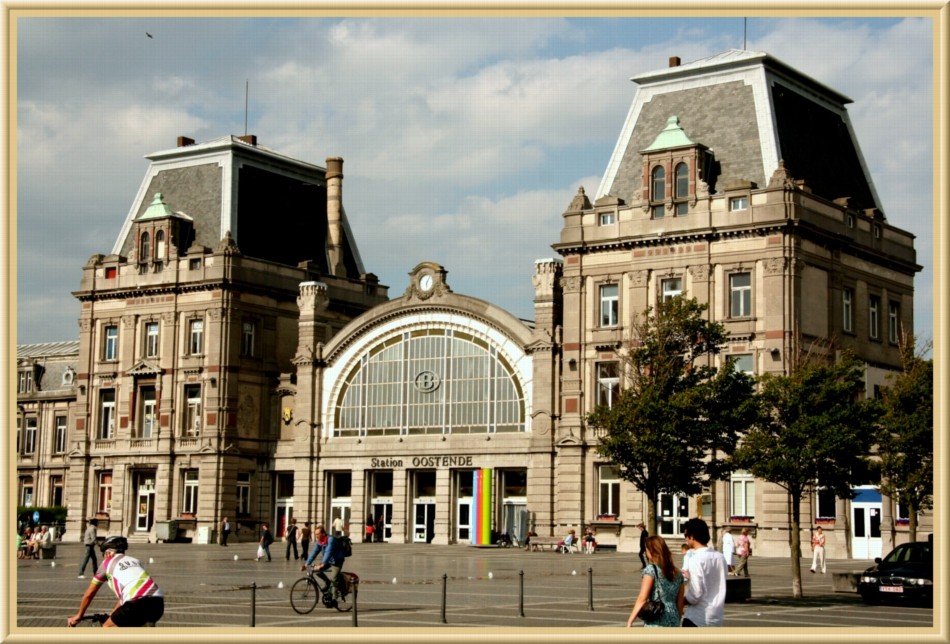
[842,288,854,333]
[54,415,67,453]
[888,301,900,344]
[869,295,880,340]
[600,284,619,327]
[50,476,64,506]
[20,477,34,507]
[155,229,166,259]
[182,470,199,514]
[139,386,157,438]
[98,472,113,513]
[16,417,21,452]
[730,470,755,518]
[242,320,256,357]
[661,277,682,302]
[596,362,620,408]
[145,322,160,358]
[815,485,836,519]
[896,500,913,522]
[599,211,616,226]
[184,384,201,436]
[189,319,204,355]
[23,417,37,454]
[104,325,119,361]
[18,370,33,393]
[598,465,621,517]
[100,390,116,439]
[730,196,748,211]
[140,231,150,262]
[730,272,752,317]
[237,472,251,515]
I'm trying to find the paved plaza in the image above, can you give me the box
[12,540,937,634]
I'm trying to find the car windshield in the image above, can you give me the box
[882,543,931,564]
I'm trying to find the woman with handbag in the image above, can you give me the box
[626,536,686,627]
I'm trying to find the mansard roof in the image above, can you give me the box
[598,49,883,217]
[110,135,367,278]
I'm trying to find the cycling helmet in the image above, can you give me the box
[100,535,128,554]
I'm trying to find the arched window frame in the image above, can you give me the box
[139,231,150,262]
[155,229,166,259]
[650,165,666,219]
[674,162,689,216]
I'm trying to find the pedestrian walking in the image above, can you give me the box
[734,528,752,577]
[285,517,299,560]
[78,518,98,578]
[810,525,826,574]
[300,522,312,559]
[637,522,649,568]
[257,522,274,562]
[721,527,735,575]
[219,517,230,546]
[681,518,727,627]
[626,535,686,627]
[332,515,344,537]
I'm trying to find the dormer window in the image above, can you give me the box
[651,166,666,219]
[674,162,689,216]
[599,212,616,226]
[140,231,150,262]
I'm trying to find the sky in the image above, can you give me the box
[10,12,937,350]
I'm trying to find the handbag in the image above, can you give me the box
[638,564,666,622]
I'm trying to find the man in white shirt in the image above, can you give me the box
[681,518,727,627]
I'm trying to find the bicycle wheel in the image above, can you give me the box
[333,586,352,612]
[290,577,320,614]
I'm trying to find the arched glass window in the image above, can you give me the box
[139,231,150,261]
[155,230,166,259]
[651,166,666,219]
[674,162,689,215]
[335,329,525,437]
[675,163,689,198]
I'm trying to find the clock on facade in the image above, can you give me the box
[419,274,434,292]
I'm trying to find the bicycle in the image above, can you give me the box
[290,566,358,614]
[71,613,110,627]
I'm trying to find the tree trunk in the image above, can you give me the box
[908,499,918,542]
[789,492,803,598]
[647,495,657,535]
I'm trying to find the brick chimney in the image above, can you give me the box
[177,136,195,147]
[669,56,681,67]
[238,134,257,146]
[326,157,345,277]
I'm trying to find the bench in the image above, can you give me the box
[725,576,750,602]
[526,536,560,551]
[39,544,57,560]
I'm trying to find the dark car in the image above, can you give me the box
[858,541,932,606]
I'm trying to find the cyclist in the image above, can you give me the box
[300,523,346,595]
[67,536,165,627]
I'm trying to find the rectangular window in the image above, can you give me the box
[50,476,64,506]
[18,370,33,393]
[23,417,37,455]
[732,354,754,374]
[896,500,912,522]
[730,196,748,211]
[242,321,256,357]
[888,302,900,344]
[145,322,160,358]
[54,415,67,453]
[184,385,201,436]
[100,390,116,439]
[182,470,199,514]
[20,478,34,507]
[816,486,836,519]
[599,212,615,226]
[104,325,118,361]
[842,288,854,333]
[730,470,755,517]
[237,472,251,515]
[189,258,202,271]
[730,272,752,317]
[674,201,688,216]
[139,386,157,438]
[98,472,113,513]
[598,465,621,516]
[16,417,21,452]
[600,284,619,327]
[189,319,204,355]
[596,362,620,408]
[661,277,682,302]
[869,295,880,340]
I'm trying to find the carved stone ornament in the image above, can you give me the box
[216,230,241,255]
[559,275,582,293]
[689,265,711,282]
[631,270,649,287]
[764,257,787,275]
[768,160,796,190]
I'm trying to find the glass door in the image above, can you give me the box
[658,493,689,537]
[414,503,435,543]
[135,475,155,531]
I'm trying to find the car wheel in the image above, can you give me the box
[859,592,879,605]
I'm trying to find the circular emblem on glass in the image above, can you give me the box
[414,370,441,393]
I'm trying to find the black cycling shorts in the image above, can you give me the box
[111,596,164,626]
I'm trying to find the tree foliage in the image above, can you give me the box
[588,297,757,533]
[732,345,878,598]
[876,338,933,541]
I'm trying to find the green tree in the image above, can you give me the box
[588,297,757,534]
[733,345,877,598]
[876,338,933,542]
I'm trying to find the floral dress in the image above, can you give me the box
[643,564,685,627]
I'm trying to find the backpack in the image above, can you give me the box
[337,534,353,557]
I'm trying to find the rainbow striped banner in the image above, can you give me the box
[471,469,493,545]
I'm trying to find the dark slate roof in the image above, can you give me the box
[17,341,80,359]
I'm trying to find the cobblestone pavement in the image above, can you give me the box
[11,540,936,634]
